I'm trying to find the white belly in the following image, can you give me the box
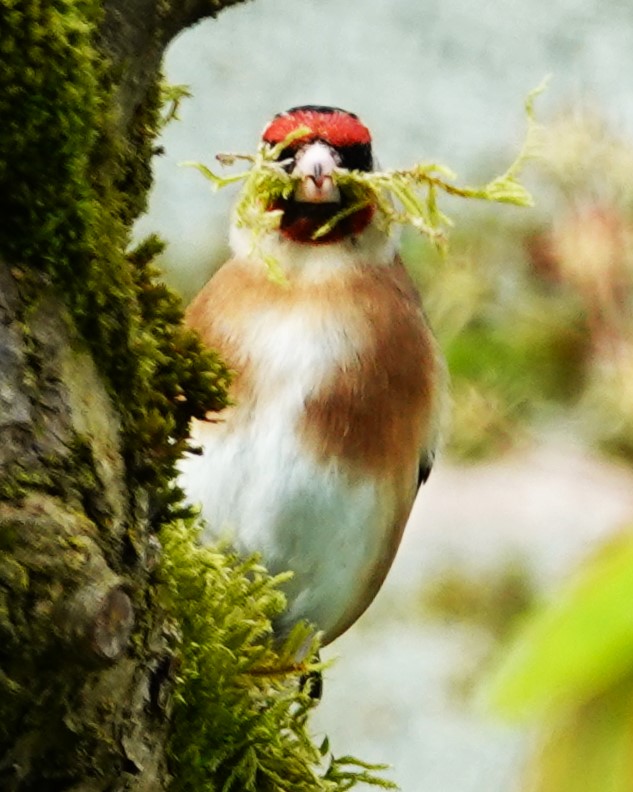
[179,405,395,643]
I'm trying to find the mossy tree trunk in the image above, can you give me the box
[0,1,242,789]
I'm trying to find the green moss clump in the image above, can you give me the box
[0,0,101,271]
[160,520,397,792]
[125,235,231,505]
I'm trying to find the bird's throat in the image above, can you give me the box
[272,199,374,245]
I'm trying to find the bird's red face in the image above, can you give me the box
[261,105,375,244]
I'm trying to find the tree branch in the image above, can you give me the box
[98,0,250,129]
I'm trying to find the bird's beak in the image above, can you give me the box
[292,141,341,204]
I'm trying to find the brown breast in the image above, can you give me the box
[185,255,440,481]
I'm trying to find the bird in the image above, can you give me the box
[178,105,444,651]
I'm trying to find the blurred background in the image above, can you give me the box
[135,1,633,789]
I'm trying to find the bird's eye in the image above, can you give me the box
[275,146,297,172]
[337,143,373,173]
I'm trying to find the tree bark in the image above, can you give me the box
[0,1,243,789]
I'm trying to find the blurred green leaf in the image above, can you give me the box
[487,531,633,720]
[521,676,633,792]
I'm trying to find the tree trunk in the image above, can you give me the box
[0,1,241,788]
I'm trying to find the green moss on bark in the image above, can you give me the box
[0,0,230,508]
[0,2,228,785]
